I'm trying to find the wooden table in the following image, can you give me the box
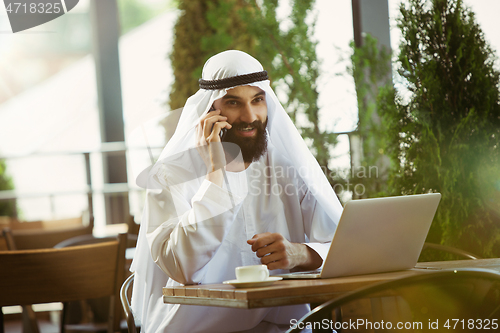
[163,258,500,309]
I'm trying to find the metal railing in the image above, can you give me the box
[0,142,162,220]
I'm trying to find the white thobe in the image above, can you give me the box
[136,146,337,332]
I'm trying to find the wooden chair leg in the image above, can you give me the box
[107,297,115,333]
[334,308,342,333]
[21,305,40,333]
[1,307,4,333]
[60,302,68,333]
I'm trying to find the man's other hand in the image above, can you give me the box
[247,232,322,271]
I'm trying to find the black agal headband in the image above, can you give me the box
[199,71,269,90]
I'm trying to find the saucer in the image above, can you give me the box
[223,277,283,288]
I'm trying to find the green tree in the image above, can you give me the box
[169,0,338,184]
[168,0,256,110]
[379,0,500,257]
[0,159,16,216]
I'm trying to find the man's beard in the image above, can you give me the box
[223,118,268,164]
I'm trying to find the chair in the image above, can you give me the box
[53,233,137,333]
[0,216,11,234]
[1,227,16,250]
[9,216,88,231]
[1,228,47,333]
[120,273,140,333]
[2,228,105,332]
[4,215,94,250]
[421,242,482,260]
[0,233,127,333]
[0,235,7,251]
[126,215,140,236]
[311,242,482,329]
[286,269,500,333]
[54,233,137,249]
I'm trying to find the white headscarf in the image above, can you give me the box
[131,50,343,320]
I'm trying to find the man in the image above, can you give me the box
[131,50,343,332]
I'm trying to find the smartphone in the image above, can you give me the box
[209,105,227,140]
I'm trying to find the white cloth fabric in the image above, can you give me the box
[136,146,334,332]
[131,50,343,332]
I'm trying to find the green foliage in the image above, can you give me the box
[0,159,16,216]
[379,0,500,257]
[349,34,392,197]
[169,0,338,183]
[168,0,256,110]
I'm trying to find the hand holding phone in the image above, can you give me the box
[209,105,228,141]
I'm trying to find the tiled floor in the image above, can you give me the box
[3,316,129,333]
[2,305,60,333]
[4,320,59,333]
[2,304,127,332]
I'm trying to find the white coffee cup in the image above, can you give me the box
[235,265,269,282]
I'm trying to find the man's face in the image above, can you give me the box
[213,85,268,163]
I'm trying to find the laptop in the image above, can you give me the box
[277,193,441,279]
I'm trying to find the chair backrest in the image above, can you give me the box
[420,242,482,261]
[9,216,85,230]
[0,237,7,251]
[0,216,12,229]
[4,216,93,250]
[120,273,139,333]
[0,233,127,332]
[2,227,17,250]
[53,233,136,330]
[0,217,19,250]
[286,269,500,333]
[54,233,137,249]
